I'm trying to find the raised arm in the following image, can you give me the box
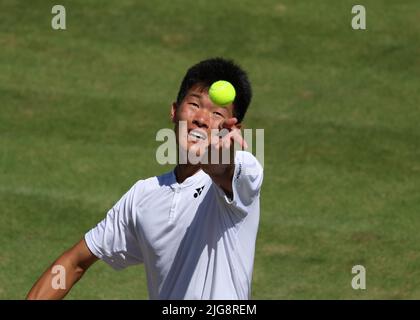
[26,238,98,300]
[201,117,247,198]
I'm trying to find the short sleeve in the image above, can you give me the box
[216,151,264,217]
[85,181,144,270]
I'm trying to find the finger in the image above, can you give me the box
[220,117,238,130]
[223,130,248,149]
[216,128,230,138]
[222,136,232,150]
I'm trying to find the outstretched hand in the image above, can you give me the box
[216,117,248,150]
[199,117,247,195]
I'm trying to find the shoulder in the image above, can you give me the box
[124,170,175,205]
[131,170,174,189]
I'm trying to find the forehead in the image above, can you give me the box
[186,84,209,97]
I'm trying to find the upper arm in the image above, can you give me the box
[84,180,145,270]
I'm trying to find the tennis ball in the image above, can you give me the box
[208,80,236,106]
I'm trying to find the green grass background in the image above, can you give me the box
[1,0,419,299]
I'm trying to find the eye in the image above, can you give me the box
[213,111,225,118]
[189,102,199,108]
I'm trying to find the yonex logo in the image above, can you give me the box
[194,186,205,198]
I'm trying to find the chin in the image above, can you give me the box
[177,141,207,164]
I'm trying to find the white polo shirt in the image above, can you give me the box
[85,151,263,300]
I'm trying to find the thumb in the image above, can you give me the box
[221,117,238,130]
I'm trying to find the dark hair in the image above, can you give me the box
[176,57,252,123]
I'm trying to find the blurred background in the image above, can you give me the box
[0,0,419,299]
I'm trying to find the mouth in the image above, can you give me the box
[188,129,208,141]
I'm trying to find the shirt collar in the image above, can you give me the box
[169,169,208,189]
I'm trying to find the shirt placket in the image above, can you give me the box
[169,187,181,222]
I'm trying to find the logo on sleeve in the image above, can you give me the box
[193,186,205,198]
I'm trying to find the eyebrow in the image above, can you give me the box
[188,93,202,99]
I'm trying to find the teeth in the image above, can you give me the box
[189,130,206,140]
[192,133,202,139]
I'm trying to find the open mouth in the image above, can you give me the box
[188,129,207,141]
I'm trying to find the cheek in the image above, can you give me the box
[210,117,224,129]
[176,106,192,121]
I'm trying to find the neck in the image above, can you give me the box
[174,164,201,183]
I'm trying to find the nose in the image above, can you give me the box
[192,109,210,129]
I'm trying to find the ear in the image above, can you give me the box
[171,102,177,123]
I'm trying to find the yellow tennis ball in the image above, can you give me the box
[208,80,236,106]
